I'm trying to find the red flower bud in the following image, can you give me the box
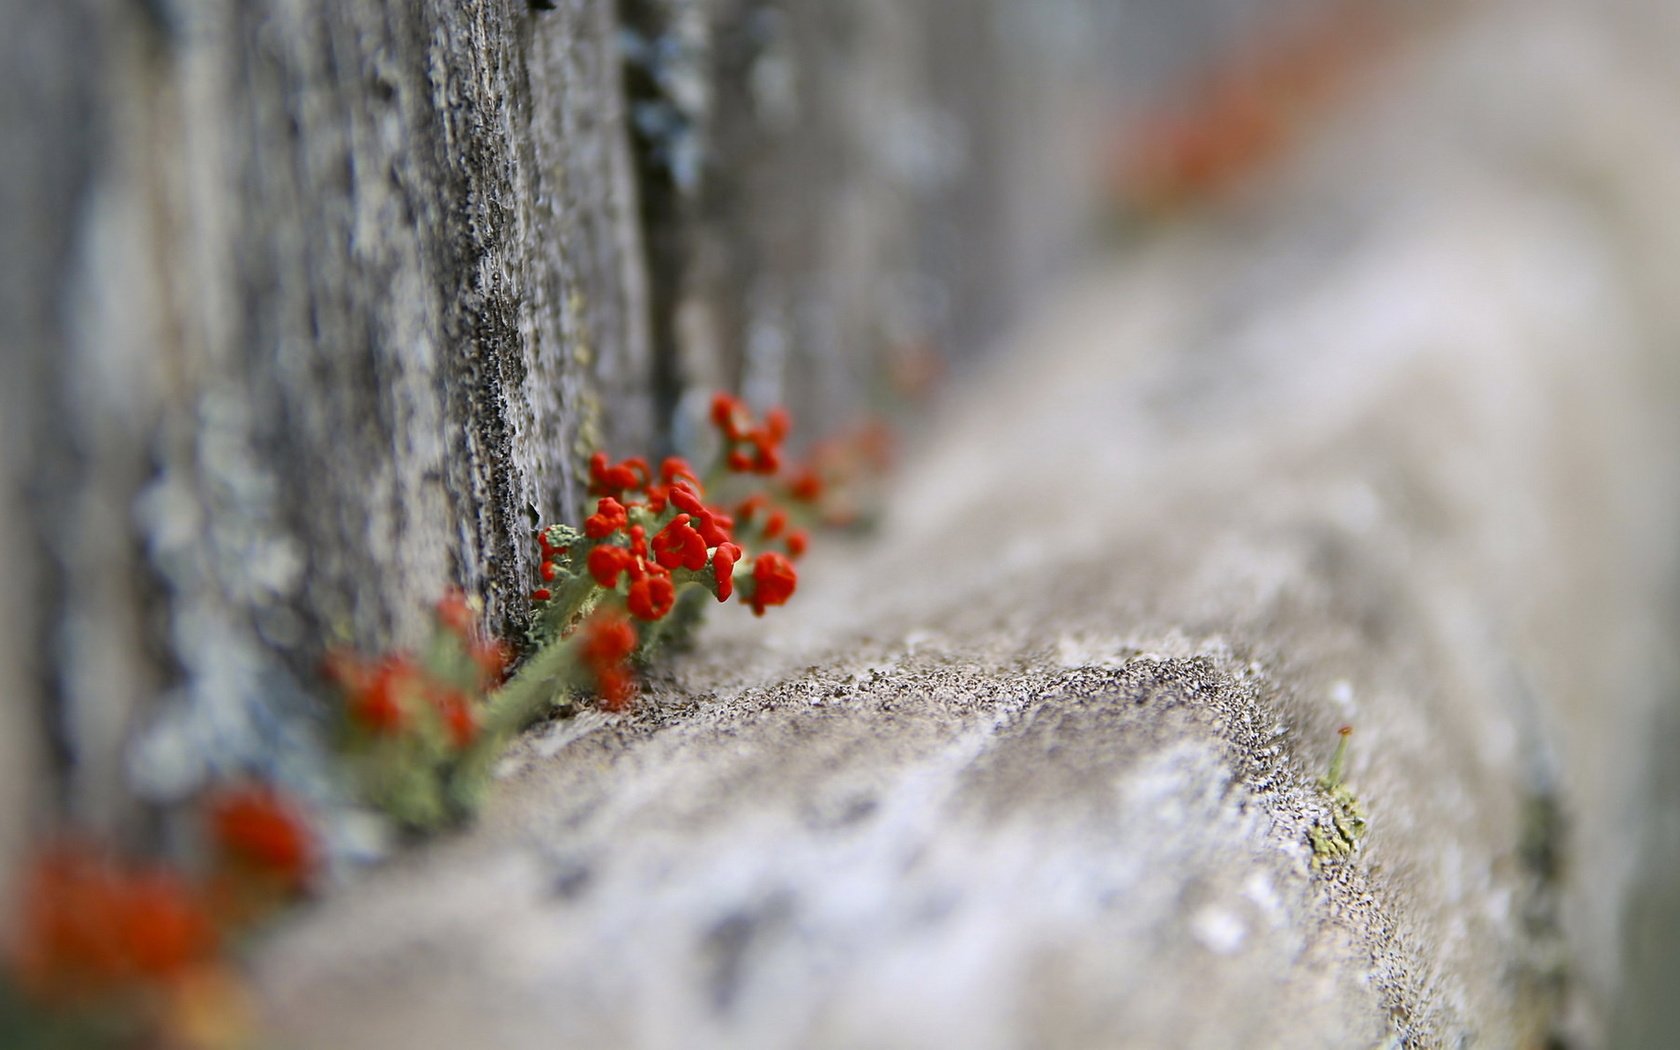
[433,689,479,750]
[587,545,635,588]
[207,783,317,892]
[711,393,751,441]
[589,452,650,497]
[652,514,708,571]
[711,543,742,602]
[788,469,824,503]
[347,657,415,735]
[580,610,638,711]
[584,497,629,539]
[748,552,798,616]
[435,588,474,638]
[765,406,792,443]
[627,571,676,621]
[661,456,702,488]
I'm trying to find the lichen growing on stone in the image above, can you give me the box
[1309,725,1367,865]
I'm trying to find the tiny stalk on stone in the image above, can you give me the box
[1310,724,1369,865]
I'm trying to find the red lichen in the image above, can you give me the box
[735,493,770,527]
[331,656,416,736]
[660,456,701,488]
[206,784,317,894]
[787,468,824,503]
[711,393,752,441]
[627,572,676,621]
[588,545,636,588]
[6,845,217,1007]
[584,496,629,539]
[711,394,791,475]
[434,588,474,639]
[711,543,742,602]
[747,553,798,616]
[471,638,512,686]
[652,514,708,572]
[579,610,638,711]
[589,452,650,498]
[434,689,479,750]
[671,486,733,546]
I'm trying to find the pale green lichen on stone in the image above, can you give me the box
[1310,728,1367,866]
[1309,783,1368,865]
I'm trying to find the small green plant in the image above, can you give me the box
[324,392,829,830]
[1309,724,1368,865]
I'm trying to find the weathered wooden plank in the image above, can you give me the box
[0,0,644,849]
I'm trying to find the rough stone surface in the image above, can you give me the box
[253,4,1680,1045]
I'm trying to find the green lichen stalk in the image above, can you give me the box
[1310,725,1368,865]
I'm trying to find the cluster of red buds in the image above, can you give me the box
[711,394,791,474]
[321,590,510,828]
[315,394,822,828]
[3,784,316,1047]
[325,590,507,749]
[779,418,894,531]
[513,392,815,715]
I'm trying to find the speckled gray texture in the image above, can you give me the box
[618,0,1112,440]
[0,0,647,845]
[252,5,1680,1045]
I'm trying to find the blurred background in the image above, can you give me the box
[3,0,1679,1045]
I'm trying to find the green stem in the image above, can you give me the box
[440,635,582,822]
[1326,726,1353,788]
[480,633,580,739]
[541,574,598,636]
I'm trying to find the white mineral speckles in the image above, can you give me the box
[1053,634,1129,669]
[1331,680,1357,717]
[1192,905,1248,955]
[1243,872,1287,928]
[125,699,209,802]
